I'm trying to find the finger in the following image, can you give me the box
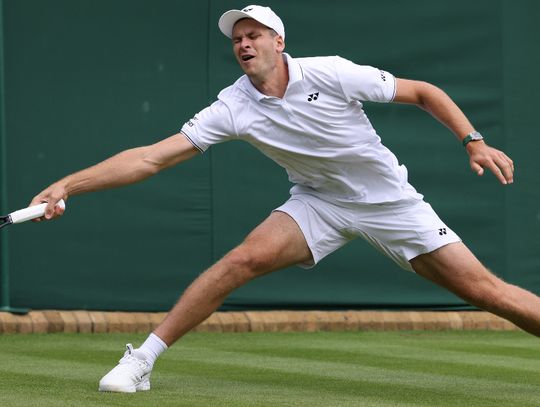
[31,211,46,223]
[484,161,507,185]
[502,153,514,173]
[29,195,45,207]
[494,156,514,184]
[495,151,514,172]
[44,200,60,219]
[470,161,484,176]
[54,203,66,216]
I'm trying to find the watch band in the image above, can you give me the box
[462,131,484,147]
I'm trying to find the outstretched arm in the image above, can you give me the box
[393,78,514,185]
[31,132,199,219]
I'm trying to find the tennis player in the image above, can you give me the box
[32,5,532,393]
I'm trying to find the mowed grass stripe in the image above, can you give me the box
[0,372,108,407]
[161,360,511,407]
[172,331,540,406]
[202,345,540,384]
[200,338,540,371]
[153,369,419,407]
[155,358,488,407]
[185,331,539,366]
[164,347,540,405]
[178,331,540,381]
[0,331,539,407]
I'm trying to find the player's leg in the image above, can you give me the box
[410,242,540,336]
[99,210,312,392]
[99,192,356,393]
[154,210,312,345]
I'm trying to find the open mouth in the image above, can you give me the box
[241,55,255,62]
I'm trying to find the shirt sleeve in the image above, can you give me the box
[180,99,236,153]
[334,56,396,103]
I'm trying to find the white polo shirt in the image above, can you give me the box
[181,53,422,204]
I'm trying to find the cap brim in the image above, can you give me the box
[218,10,251,38]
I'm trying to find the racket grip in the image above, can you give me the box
[10,199,66,224]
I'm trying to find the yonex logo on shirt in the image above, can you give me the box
[180,54,403,204]
[187,116,199,127]
[307,92,319,102]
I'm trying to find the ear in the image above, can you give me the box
[275,35,285,53]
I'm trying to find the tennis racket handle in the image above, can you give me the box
[10,199,66,224]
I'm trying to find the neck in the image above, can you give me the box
[249,56,289,98]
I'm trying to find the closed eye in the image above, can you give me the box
[232,31,262,44]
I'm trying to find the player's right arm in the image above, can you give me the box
[31,132,199,219]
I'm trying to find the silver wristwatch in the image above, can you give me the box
[462,131,484,147]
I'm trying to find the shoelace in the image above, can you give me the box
[116,345,150,378]
[120,353,147,368]
[115,355,149,381]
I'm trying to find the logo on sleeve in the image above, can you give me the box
[379,70,387,82]
[438,228,447,236]
[307,92,319,102]
[186,115,199,127]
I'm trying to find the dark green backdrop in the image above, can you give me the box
[0,0,538,311]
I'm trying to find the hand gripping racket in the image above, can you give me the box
[0,200,66,230]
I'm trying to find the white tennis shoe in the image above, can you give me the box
[98,344,152,393]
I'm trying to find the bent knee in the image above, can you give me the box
[222,245,276,277]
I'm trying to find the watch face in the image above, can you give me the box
[463,131,484,146]
[470,131,483,141]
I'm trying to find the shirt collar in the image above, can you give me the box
[284,53,303,85]
[243,53,303,101]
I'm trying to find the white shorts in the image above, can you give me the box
[275,193,461,272]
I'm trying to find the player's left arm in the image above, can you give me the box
[393,78,514,185]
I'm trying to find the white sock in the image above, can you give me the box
[137,333,168,366]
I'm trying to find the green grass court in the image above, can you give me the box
[0,331,539,406]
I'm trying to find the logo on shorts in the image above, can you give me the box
[307,92,319,102]
[438,228,447,236]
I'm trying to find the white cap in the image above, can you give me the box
[218,5,285,40]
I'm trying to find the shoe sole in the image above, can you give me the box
[99,378,150,393]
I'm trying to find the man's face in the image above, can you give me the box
[231,18,284,79]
